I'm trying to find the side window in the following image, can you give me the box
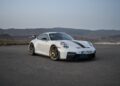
[37,34,49,40]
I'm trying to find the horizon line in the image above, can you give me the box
[0,27,120,31]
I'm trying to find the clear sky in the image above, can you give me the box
[0,0,120,30]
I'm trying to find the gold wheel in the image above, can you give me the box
[49,46,59,61]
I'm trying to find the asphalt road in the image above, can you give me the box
[0,45,120,86]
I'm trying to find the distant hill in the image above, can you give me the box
[0,34,13,39]
[0,28,120,42]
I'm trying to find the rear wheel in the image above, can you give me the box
[29,43,35,55]
[49,46,59,61]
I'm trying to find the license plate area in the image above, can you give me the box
[81,51,92,54]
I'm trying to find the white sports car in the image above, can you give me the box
[28,32,96,60]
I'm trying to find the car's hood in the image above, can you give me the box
[73,40,92,48]
[51,40,92,48]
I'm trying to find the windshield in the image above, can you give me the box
[49,33,73,40]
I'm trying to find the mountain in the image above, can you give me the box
[0,34,13,39]
[0,28,120,42]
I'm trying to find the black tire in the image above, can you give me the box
[49,45,59,61]
[29,43,35,55]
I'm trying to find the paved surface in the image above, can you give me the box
[0,45,120,86]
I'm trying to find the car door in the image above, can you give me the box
[36,34,50,56]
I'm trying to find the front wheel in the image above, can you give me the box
[49,46,59,61]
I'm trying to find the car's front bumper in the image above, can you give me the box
[66,52,96,60]
[58,47,96,60]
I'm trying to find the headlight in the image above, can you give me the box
[60,42,69,48]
